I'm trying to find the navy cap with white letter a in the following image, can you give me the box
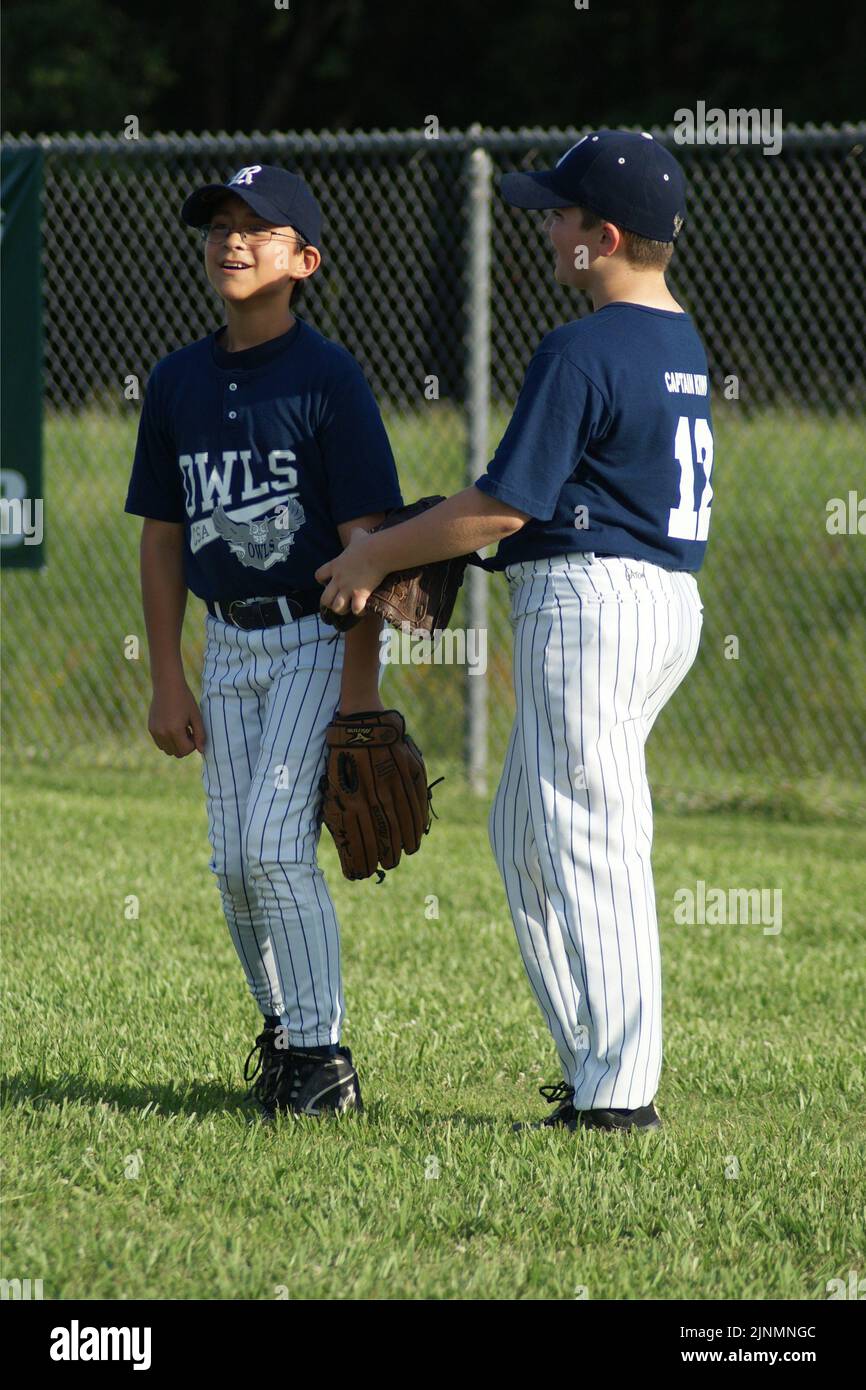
[181,164,323,247]
[500,130,687,242]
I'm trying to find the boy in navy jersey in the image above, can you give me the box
[125,165,403,1119]
[317,131,713,1133]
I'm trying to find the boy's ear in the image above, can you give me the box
[597,221,625,257]
[295,245,321,281]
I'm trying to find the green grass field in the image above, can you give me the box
[3,758,864,1301]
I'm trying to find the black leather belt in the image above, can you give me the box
[206,590,321,629]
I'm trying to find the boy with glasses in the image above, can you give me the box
[125,165,403,1120]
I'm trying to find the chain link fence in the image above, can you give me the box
[2,125,865,800]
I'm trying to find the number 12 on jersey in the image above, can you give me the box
[668,415,714,541]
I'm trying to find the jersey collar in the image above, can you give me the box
[211,318,302,371]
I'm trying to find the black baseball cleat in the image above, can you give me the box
[513,1080,662,1133]
[275,1047,363,1118]
[578,1102,661,1132]
[244,1026,363,1122]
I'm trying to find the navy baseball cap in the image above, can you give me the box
[500,130,686,242]
[181,164,323,246]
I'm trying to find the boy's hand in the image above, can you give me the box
[148,674,206,758]
[315,528,386,621]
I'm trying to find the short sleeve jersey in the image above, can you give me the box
[475,303,715,571]
[124,319,402,601]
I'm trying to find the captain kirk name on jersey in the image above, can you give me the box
[124,319,402,602]
[475,302,715,572]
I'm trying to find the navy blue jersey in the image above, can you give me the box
[475,303,715,571]
[124,319,402,601]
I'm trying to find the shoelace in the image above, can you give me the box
[243,1026,287,1103]
[243,1026,278,1083]
[539,1079,575,1106]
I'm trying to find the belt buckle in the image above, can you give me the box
[227,599,250,627]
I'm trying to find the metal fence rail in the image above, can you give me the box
[2,124,865,788]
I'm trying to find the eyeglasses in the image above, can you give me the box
[200,222,307,248]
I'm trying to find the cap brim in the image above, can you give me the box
[180,184,288,228]
[499,170,576,210]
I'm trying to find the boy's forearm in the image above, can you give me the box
[338,612,384,713]
[140,522,188,685]
[368,486,526,574]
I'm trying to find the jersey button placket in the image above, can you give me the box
[227,381,240,423]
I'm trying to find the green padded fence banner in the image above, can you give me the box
[1,145,44,568]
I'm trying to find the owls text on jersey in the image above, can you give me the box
[124,318,403,601]
[475,303,714,572]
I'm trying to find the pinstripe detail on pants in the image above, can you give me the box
[200,611,344,1046]
[489,553,704,1110]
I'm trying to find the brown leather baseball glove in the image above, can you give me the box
[318,708,439,880]
[320,496,472,636]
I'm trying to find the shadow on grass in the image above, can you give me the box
[1,1073,502,1129]
[0,1070,248,1119]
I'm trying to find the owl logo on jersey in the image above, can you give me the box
[213,497,305,570]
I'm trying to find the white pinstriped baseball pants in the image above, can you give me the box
[489,553,704,1111]
[200,611,345,1045]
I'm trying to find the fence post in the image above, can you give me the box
[465,136,491,795]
